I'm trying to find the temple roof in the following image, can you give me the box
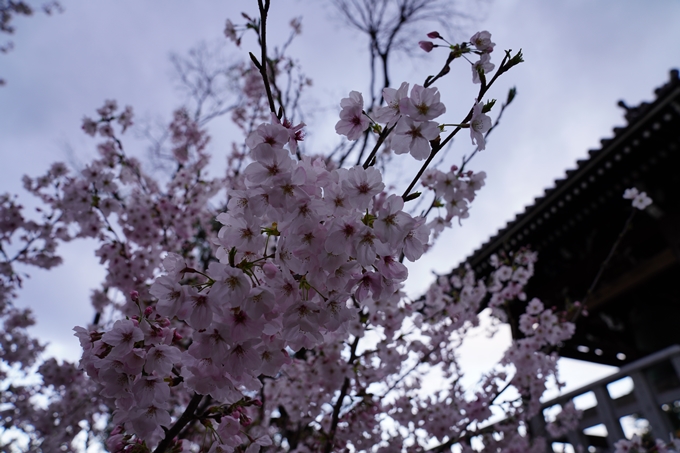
[461,69,680,366]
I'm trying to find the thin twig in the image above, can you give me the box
[572,208,637,321]
[257,0,277,115]
[362,123,396,169]
[459,89,516,174]
[401,50,522,201]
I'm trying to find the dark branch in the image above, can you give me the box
[323,335,361,453]
[153,393,204,453]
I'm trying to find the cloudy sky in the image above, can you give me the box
[2,0,679,402]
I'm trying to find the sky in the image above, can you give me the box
[1,0,679,408]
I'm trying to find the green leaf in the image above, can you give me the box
[482,99,496,113]
[404,192,421,202]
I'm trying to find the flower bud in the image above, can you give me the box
[263,262,278,279]
[240,414,252,426]
[419,41,435,52]
[427,31,441,39]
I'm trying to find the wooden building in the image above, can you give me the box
[464,69,680,367]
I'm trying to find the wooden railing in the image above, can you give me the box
[534,345,680,452]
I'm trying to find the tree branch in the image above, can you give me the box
[323,335,360,453]
[256,0,277,116]
[153,393,204,453]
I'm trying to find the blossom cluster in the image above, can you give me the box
[419,30,496,84]
[335,31,495,160]
[335,77,494,157]
[0,99,228,450]
[0,8,596,452]
[623,187,653,210]
[614,434,680,453]
[385,249,577,451]
[68,102,570,452]
[336,83,446,160]
[506,298,575,418]
[545,401,582,439]
[74,114,437,450]
[22,102,224,315]
[421,165,486,237]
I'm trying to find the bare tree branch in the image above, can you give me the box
[169,40,243,125]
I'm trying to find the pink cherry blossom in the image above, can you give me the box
[375,81,409,126]
[472,53,495,83]
[335,91,370,140]
[341,166,385,210]
[391,117,440,160]
[469,101,492,150]
[470,30,495,52]
[624,187,653,209]
[101,319,144,359]
[399,84,446,121]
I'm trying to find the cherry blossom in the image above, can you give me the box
[624,186,653,209]
[392,116,440,160]
[470,30,495,53]
[335,90,370,140]
[374,81,409,126]
[470,101,492,150]
[399,84,446,121]
[472,52,495,83]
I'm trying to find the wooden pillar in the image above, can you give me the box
[529,412,550,452]
[565,427,588,452]
[592,385,626,446]
[670,355,680,379]
[630,370,674,439]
